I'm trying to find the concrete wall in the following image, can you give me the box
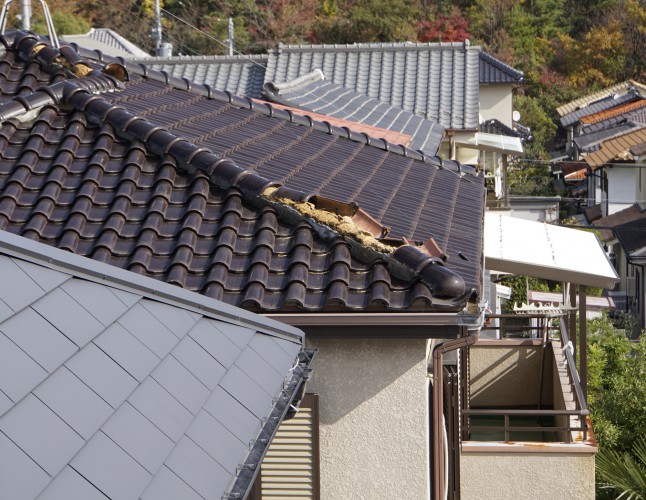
[306,337,429,500]
[470,344,553,407]
[479,85,514,126]
[461,451,595,499]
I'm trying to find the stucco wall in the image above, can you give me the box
[480,85,514,126]
[306,337,429,500]
[470,345,553,407]
[461,451,595,499]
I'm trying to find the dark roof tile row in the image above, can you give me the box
[0,30,485,312]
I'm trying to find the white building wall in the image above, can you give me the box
[479,85,514,126]
[608,167,639,215]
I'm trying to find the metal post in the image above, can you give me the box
[227,17,234,56]
[153,0,162,55]
[579,285,587,399]
[502,154,509,208]
[20,0,29,30]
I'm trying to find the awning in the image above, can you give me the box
[484,212,620,288]
[454,132,524,155]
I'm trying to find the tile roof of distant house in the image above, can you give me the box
[559,91,644,127]
[261,70,445,156]
[62,28,150,59]
[631,141,646,156]
[612,216,646,256]
[580,99,646,125]
[593,203,645,242]
[0,227,312,500]
[480,118,532,140]
[0,31,485,312]
[264,41,481,129]
[581,106,646,135]
[574,122,646,153]
[584,128,646,168]
[128,54,269,98]
[556,80,646,117]
[479,51,524,84]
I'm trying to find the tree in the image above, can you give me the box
[415,7,471,42]
[596,437,646,500]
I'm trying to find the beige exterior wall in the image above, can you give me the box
[470,344,553,407]
[480,84,514,126]
[306,337,429,500]
[461,451,595,499]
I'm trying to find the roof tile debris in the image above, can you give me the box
[0,30,485,312]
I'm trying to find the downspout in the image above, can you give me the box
[432,331,479,500]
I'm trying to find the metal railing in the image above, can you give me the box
[463,313,590,444]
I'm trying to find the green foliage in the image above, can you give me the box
[588,317,646,453]
[30,11,90,35]
[596,437,646,500]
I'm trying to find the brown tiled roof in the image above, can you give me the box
[0,31,485,312]
[593,204,645,242]
[556,80,646,117]
[584,128,646,168]
[580,99,646,125]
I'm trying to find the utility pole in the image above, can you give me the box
[152,0,172,56]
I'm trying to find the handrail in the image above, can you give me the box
[559,317,589,414]
[470,312,590,443]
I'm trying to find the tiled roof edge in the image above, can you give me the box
[479,51,524,82]
[274,40,479,52]
[127,53,269,64]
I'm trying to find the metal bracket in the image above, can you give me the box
[0,0,60,48]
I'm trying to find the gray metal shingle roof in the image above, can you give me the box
[574,122,646,152]
[265,42,481,129]
[262,71,445,156]
[559,91,644,127]
[62,29,150,58]
[0,229,311,500]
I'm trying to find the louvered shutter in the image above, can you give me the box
[258,393,319,500]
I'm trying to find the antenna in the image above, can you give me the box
[0,0,59,47]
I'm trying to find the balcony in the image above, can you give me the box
[455,313,597,499]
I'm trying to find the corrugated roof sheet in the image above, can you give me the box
[0,31,485,311]
[62,28,150,58]
[479,51,524,84]
[556,80,646,117]
[264,41,481,129]
[129,54,269,98]
[0,227,311,500]
[261,72,445,156]
[584,128,646,168]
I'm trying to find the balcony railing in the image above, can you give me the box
[463,313,590,444]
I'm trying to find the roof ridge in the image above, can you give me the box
[276,41,479,52]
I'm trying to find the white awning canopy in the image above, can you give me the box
[485,212,620,288]
[454,132,524,155]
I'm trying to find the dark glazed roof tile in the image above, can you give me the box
[0,31,485,312]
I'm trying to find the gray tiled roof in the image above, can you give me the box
[559,90,644,127]
[265,42,481,129]
[262,71,445,156]
[62,28,150,58]
[129,54,269,98]
[574,122,646,152]
[479,51,524,84]
[0,229,311,500]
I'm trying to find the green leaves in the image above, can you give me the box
[596,437,646,500]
